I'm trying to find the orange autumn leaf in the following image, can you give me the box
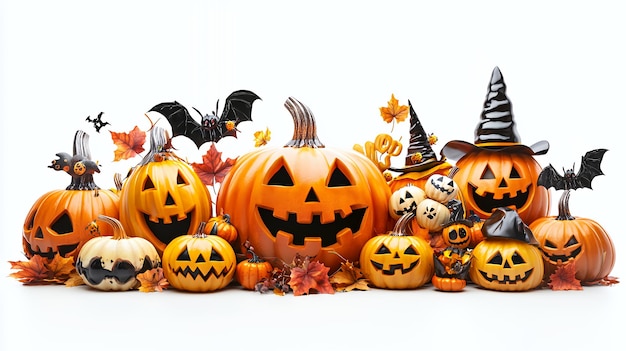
[64,272,86,287]
[192,143,237,186]
[288,256,334,296]
[110,126,146,161]
[330,261,370,292]
[379,94,409,125]
[9,254,75,285]
[253,127,271,147]
[137,268,169,292]
[548,261,583,291]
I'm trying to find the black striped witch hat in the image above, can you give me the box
[441,66,549,161]
[389,100,445,173]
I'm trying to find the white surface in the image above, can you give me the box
[1,1,625,350]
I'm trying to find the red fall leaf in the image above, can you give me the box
[137,268,169,292]
[9,254,75,285]
[548,261,583,291]
[110,126,146,161]
[192,143,237,186]
[288,256,334,296]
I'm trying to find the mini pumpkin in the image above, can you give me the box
[119,126,213,256]
[388,184,426,220]
[469,208,544,291]
[235,244,273,290]
[162,222,236,292]
[216,97,390,272]
[424,174,459,204]
[22,130,120,260]
[415,198,450,233]
[360,213,434,289]
[204,213,238,243]
[76,215,161,291]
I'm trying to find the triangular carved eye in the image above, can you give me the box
[565,236,579,247]
[405,191,413,199]
[210,249,224,261]
[511,252,526,265]
[177,248,191,261]
[481,166,495,180]
[509,167,521,179]
[376,244,391,255]
[404,246,418,255]
[176,171,188,185]
[267,164,294,186]
[328,161,352,187]
[488,252,503,265]
[143,176,156,190]
[51,212,73,235]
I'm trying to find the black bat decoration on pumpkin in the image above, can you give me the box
[148,90,261,148]
[537,148,608,191]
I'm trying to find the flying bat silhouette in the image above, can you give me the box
[537,148,608,191]
[148,90,261,148]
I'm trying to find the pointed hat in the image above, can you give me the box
[389,100,446,173]
[441,67,549,161]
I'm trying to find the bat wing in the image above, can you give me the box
[537,164,566,190]
[216,90,261,141]
[148,101,206,148]
[575,148,608,189]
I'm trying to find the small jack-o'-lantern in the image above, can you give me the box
[119,126,213,256]
[76,215,161,291]
[216,97,390,272]
[22,130,120,259]
[424,174,459,204]
[360,213,434,289]
[388,184,426,220]
[441,67,550,225]
[415,198,450,233]
[441,207,484,249]
[469,208,544,291]
[162,222,236,292]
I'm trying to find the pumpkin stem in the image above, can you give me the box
[284,97,325,148]
[194,221,209,238]
[391,212,415,236]
[138,126,178,166]
[67,130,100,190]
[556,189,575,220]
[96,215,129,240]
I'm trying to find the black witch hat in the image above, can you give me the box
[389,100,446,173]
[481,207,539,245]
[441,67,549,161]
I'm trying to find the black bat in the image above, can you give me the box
[85,112,110,133]
[537,148,608,191]
[148,90,261,148]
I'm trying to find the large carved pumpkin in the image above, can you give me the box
[119,126,213,256]
[22,130,119,259]
[216,97,390,272]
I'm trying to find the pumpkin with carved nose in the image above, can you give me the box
[216,97,390,272]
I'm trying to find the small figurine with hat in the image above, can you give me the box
[440,66,551,225]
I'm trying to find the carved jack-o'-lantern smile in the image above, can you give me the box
[540,235,582,264]
[468,164,530,213]
[370,243,420,275]
[477,250,534,284]
[258,162,366,247]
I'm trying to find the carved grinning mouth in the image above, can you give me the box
[143,212,192,245]
[170,265,233,281]
[395,201,417,217]
[479,268,534,284]
[371,259,420,275]
[23,240,79,259]
[258,207,366,247]
[541,246,582,264]
[469,184,530,214]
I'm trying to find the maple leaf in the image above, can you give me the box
[45,255,75,281]
[9,254,76,285]
[379,94,409,132]
[330,261,370,292]
[110,126,146,161]
[288,256,334,296]
[137,268,169,292]
[548,261,583,291]
[253,127,271,147]
[64,272,86,287]
[192,143,237,186]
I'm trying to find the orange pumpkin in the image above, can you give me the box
[22,130,119,259]
[529,190,615,283]
[216,97,390,272]
[119,126,213,256]
[236,248,273,290]
[205,213,238,243]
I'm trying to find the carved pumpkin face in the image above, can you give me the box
[415,198,450,233]
[424,174,459,204]
[216,98,390,272]
[452,149,550,224]
[388,184,426,220]
[120,159,212,256]
[441,222,472,249]
[469,238,544,291]
[529,216,615,283]
[162,229,236,292]
[22,189,120,259]
[360,213,434,289]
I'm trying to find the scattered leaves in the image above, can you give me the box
[253,127,271,147]
[192,143,238,186]
[64,272,86,287]
[110,126,146,161]
[137,268,169,292]
[330,261,369,292]
[586,275,620,286]
[548,261,583,291]
[288,255,334,296]
[9,254,75,285]
[379,94,409,131]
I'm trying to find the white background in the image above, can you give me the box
[1,1,624,350]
